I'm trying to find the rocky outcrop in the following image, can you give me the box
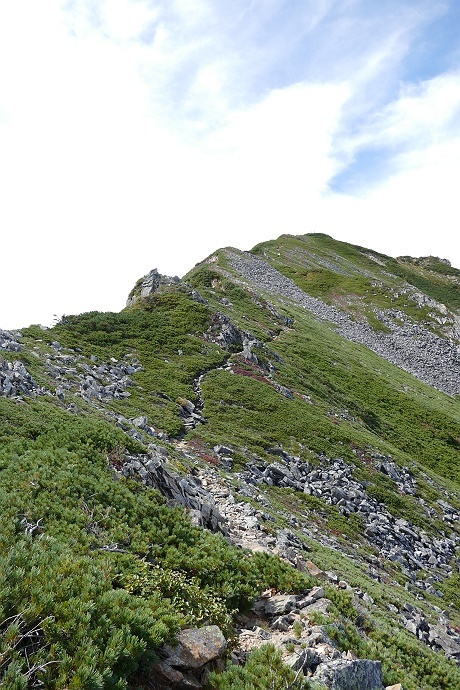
[120,452,225,532]
[126,269,181,307]
[0,329,21,352]
[126,268,206,307]
[0,359,44,397]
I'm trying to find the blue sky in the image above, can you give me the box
[0,0,459,328]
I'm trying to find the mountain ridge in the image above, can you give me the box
[0,233,459,690]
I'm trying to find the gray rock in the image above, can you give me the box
[301,598,331,616]
[0,359,44,397]
[298,586,324,608]
[162,625,227,670]
[272,615,292,632]
[263,595,298,616]
[285,647,321,672]
[132,415,148,428]
[314,658,383,690]
[123,454,225,533]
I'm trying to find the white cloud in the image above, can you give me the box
[311,133,460,267]
[0,1,459,329]
[346,71,460,153]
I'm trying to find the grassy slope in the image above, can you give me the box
[1,295,312,689]
[185,254,460,491]
[250,233,460,332]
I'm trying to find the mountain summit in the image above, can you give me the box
[1,233,459,689]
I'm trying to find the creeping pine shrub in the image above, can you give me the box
[250,551,314,594]
[209,644,310,690]
[0,399,316,689]
[0,537,179,690]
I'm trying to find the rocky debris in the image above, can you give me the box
[236,587,387,689]
[107,440,460,678]
[0,359,44,397]
[437,499,460,526]
[314,658,383,690]
[113,441,458,682]
[130,440,458,603]
[44,349,143,404]
[151,625,227,689]
[225,249,460,396]
[120,452,224,532]
[190,465,313,564]
[0,329,21,352]
[400,605,460,666]
[238,454,459,581]
[119,447,312,565]
[78,358,143,403]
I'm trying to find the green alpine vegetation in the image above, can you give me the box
[1,233,459,689]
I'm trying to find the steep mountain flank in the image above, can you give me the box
[0,234,459,690]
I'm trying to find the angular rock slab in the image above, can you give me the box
[252,594,298,617]
[163,625,227,670]
[314,658,383,690]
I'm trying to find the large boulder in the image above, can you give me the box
[151,626,227,689]
[314,658,383,690]
[162,625,227,670]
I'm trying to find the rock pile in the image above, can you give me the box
[225,250,460,396]
[400,604,460,666]
[0,359,44,397]
[0,329,21,352]
[45,350,143,403]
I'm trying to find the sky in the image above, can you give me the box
[0,0,459,329]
